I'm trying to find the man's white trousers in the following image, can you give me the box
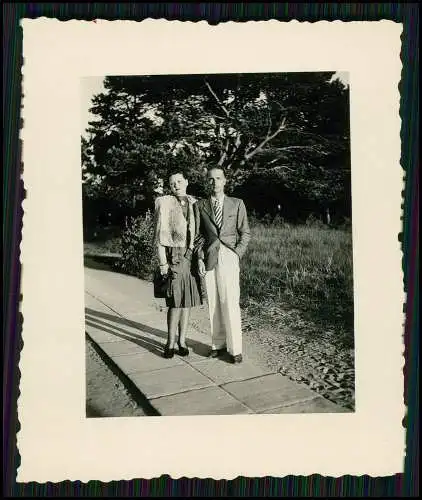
[204,244,242,356]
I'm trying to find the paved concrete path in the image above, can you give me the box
[84,266,347,416]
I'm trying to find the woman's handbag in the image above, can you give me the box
[153,268,171,299]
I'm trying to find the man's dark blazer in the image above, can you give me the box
[194,195,251,271]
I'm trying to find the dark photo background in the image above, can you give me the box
[4,3,418,498]
[81,71,355,410]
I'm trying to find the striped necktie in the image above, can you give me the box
[213,198,223,228]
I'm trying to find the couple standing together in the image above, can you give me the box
[153,166,251,364]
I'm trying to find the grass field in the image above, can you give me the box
[240,222,354,344]
[84,238,121,256]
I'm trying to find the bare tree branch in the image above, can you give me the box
[204,79,231,118]
[207,113,228,121]
[271,165,295,172]
[267,157,282,166]
[244,117,287,161]
[222,131,244,167]
[263,160,296,171]
[233,131,242,151]
[244,140,256,157]
[266,105,272,137]
[275,145,330,154]
[218,137,230,166]
[278,145,315,151]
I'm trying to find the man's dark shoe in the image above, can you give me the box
[229,354,243,364]
[209,348,227,358]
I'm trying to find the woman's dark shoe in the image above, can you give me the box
[178,345,190,357]
[163,345,175,359]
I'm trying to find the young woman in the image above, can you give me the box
[153,168,204,358]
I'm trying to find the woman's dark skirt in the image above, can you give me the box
[165,247,204,308]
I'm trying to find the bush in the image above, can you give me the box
[248,210,288,228]
[338,216,352,231]
[118,211,156,280]
[305,213,325,228]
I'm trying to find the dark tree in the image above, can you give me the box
[82,72,350,224]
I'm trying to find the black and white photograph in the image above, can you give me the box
[82,71,355,417]
[18,18,405,482]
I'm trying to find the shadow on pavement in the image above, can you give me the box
[85,307,210,359]
[84,255,121,273]
[86,333,161,417]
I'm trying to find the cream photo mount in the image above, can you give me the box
[18,18,405,482]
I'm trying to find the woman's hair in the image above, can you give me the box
[167,167,189,182]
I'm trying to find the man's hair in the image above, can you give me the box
[207,166,227,177]
[167,167,189,181]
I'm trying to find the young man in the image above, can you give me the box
[195,167,251,363]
